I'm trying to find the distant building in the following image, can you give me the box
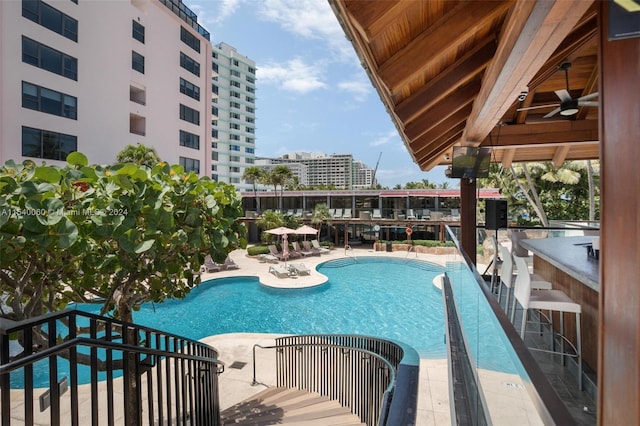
[211,42,256,191]
[256,152,376,189]
[0,0,212,174]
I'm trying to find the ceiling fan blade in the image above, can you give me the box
[543,107,562,118]
[578,101,599,107]
[555,89,572,102]
[516,103,560,112]
[578,92,599,101]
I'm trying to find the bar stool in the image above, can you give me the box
[512,255,582,389]
[497,245,552,318]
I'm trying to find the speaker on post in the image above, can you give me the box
[485,199,507,230]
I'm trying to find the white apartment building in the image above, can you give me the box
[211,42,257,191]
[258,152,375,190]
[0,0,212,175]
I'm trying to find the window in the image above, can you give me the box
[230,80,241,88]
[22,37,77,80]
[180,52,200,76]
[22,0,78,42]
[230,112,240,120]
[180,27,200,53]
[212,152,218,161]
[230,134,240,141]
[248,66,256,74]
[230,123,239,130]
[246,76,255,83]
[230,155,240,162]
[230,101,240,109]
[22,81,77,119]
[212,85,218,95]
[179,156,200,174]
[232,59,239,66]
[246,96,255,103]
[246,127,255,133]
[245,157,254,164]
[180,104,199,125]
[179,78,200,101]
[212,63,218,73]
[179,130,200,149]
[245,147,254,154]
[230,91,240,98]
[212,129,218,138]
[212,142,217,149]
[246,106,255,113]
[132,20,145,43]
[246,137,254,144]
[230,144,240,151]
[230,70,240,77]
[132,51,144,73]
[22,126,77,161]
[212,106,218,116]
[246,117,255,123]
[247,86,255,93]
[230,167,240,173]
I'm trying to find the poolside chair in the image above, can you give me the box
[268,245,285,260]
[257,253,279,263]
[303,240,321,256]
[222,256,239,270]
[406,209,416,220]
[342,208,352,219]
[202,255,221,273]
[293,241,313,257]
[372,208,382,219]
[421,209,431,220]
[289,263,311,276]
[311,239,330,254]
[269,265,290,278]
[450,208,460,220]
[333,209,343,219]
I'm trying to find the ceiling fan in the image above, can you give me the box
[517,62,599,118]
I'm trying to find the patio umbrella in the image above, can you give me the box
[295,225,318,241]
[265,226,297,235]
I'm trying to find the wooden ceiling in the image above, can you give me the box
[329,0,600,171]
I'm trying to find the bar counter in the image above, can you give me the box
[520,236,599,375]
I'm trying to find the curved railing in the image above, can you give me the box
[252,334,419,426]
[0,309,223,425]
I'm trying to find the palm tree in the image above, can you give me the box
[116,143,161,167]
[311,204,332,242]
[267,165,293,211]
[242,166,265,213]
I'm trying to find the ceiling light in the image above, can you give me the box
[560,99,579,116]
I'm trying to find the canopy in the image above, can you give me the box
[295,225,318,235]
[265,226,296,235]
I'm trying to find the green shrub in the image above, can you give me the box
[247,245,271,256]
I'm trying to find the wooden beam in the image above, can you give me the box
[462,0,596,144]
[377,1,511,94]
[502,148,516,168]
[552,145,571,167]
[343,0,407,43]
[396,37,497,123]
[404,79,481,141]
[481,119,599,147]
[410,106,471,155]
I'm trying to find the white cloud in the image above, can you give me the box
[257,0,354,61]
[258,58,327,94]
[187,0,243,24]
[370,130,399,147]
[337,78,371,102]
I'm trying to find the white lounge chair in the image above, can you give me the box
[406,209,416,220]
[269,265,290,278]
[333,209,343,219]
[222,256,239,270]
[289,263,311,276]
[372,209,382,219]
[258,253,279,263]
[202,255,221,272]
[343,208,352,219]
[311,239,330,254]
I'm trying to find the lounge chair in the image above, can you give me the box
[269,265,290,278]
[332,209,343,219]
[202,255,221,272]
[311,239,330,254]
[406,209,416,220]
[343,208,352,219]
[222,256,239,270]
[303,240,321,256]
[289,263,311,276]
[421,209,431,220]
[372,209,382,219]
[293,241,313,257]
[258,253,279,263]
[268,244,285,260]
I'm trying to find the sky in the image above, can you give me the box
[186,0,455,188]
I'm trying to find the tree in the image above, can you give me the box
[242,166,265,213]
[311,204,332,242]
[266,166,293,211]
[116,143,161,167]
[1,153,246,423]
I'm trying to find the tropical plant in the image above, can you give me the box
[242,166,265,212]
[265,165,293,211]
[311,203,332,242]
[256,210,285,243]
[116,143,161,167]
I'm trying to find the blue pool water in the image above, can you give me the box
[12,256,524,388]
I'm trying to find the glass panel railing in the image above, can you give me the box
[443,226,577,425]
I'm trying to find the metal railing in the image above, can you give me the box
[0,309,223,425]
[251,334,418,426]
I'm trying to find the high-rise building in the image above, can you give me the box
[0,0,212,175]
[211,42,257,191]
[256,152,376,189]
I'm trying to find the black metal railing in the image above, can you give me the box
[0,309,223,425]
[252,334,419,426]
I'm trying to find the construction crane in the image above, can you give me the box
[371,152,382,188]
